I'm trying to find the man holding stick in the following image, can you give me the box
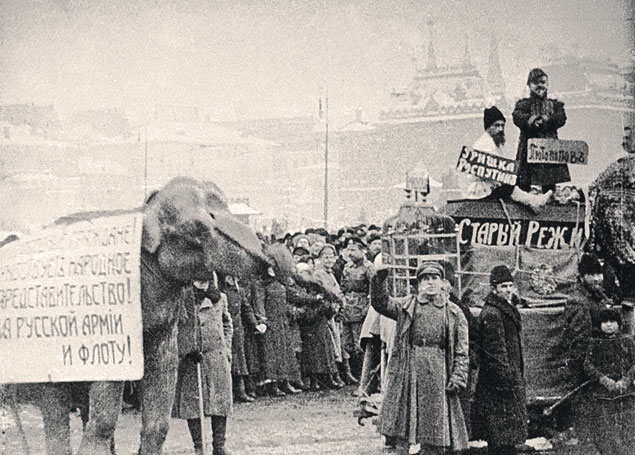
[173,278,234,455]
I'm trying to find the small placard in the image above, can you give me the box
[405,174,430,194]
[527,139,589,165]
[456,146,519,185]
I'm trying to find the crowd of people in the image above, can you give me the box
[169,224,386,455]
[154,67,635,455]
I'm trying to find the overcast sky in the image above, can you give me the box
[1,0,632,121]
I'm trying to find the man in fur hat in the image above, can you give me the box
[559,253,615,384]
[513,68,569,193]
[472,265,527,455]
[463,106,551,212]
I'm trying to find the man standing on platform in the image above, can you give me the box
[513,68,569,193]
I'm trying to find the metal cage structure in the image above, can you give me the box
[381,203,461,298]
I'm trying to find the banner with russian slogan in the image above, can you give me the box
[0,213,144,383]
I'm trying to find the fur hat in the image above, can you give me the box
[345,236,366,249]
[484,106,506,130]
[578,253,602,276]
[598,307,622,327]
[367,234,381,245]
[527,67,548,85]
[416,261,444,280]
[292,233,309,246]
[318,243,337,257]
[314,227,329,238]
[490,265,514,286]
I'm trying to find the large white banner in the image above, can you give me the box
[0,213,144,383]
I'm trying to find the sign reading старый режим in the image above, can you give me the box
[0,214,144,383]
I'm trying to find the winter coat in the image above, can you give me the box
[173,287,233,418]
[574,333,635,455]
[559,282,611,383]
[223,285,249,376]
[472,292,527,447]
[371,274,469,451]
[288,278,338,375]
[512,94,569,188]
[313,267,345,362]
[240,282,263,375]
[251,278,301,382]
[340,260,374,323]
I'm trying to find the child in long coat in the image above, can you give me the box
[173,281,233,455]
[575,308,635,455]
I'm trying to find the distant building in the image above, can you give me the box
[68,109,131,138]
[0,104,60,134]
[380,34,506,123]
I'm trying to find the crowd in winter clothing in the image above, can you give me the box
[219,224,384,400]
[137,216,635,455]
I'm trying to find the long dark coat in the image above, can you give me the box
[251,278,301,382]
[512,94,569,188]
[574,333,635,455]
[173,288,233,418]
[472,292,527,447]
[241,282,263,375]
[290,279,338,376]
[371,275,470,451]
[223,285,249,376]
[558,282,610,383]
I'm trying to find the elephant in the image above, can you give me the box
[588,153,635,299]
[2,176,269,455]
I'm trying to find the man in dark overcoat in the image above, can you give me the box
[512,68,569,192]
[559,253,614,384]
[472,265,527,455]
[173,281,234,455]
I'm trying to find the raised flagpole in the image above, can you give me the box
[323,90,329,230]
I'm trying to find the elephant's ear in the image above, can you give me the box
[142,177,207,254]
[201,180,229,211]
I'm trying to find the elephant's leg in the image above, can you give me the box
[138,323,179,455]
[39,384,72,455]
[76,381,124,455]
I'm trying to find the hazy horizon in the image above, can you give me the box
[1,0,633,122]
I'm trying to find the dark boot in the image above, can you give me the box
[244,376,257,398]
[267,381,286,397]
[280,380,301,394]
[308,376,321,391]
[211,415,232,455]
[187,418,203,453]
[355,340,380,396]
[332,371,345,388]
[234,376,255,402]
[342,358,359,385]
[320,373,343,390]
